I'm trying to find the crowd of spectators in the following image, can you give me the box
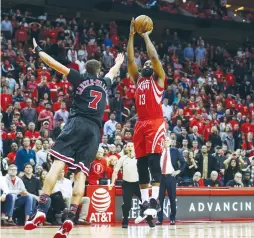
[114,0,254,22]
[1,5,254,226]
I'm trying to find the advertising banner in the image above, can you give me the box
[87,186,115,223]
[115,196,254,220]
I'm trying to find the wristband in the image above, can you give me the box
[35,46,43,54]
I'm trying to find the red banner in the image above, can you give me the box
[87,185,116,223]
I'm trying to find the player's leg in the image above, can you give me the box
[144,153,162,216]
[133,121,152,224]
[143,119,165,216]
[54,170,86,238]
[24,159,65,230]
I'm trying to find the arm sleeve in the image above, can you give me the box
[67,68,81,88]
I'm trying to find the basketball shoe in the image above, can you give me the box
[54,219,74,238]
[144,198,161,217]
[134,201,148,224]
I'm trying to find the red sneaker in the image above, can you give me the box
[54,220,73,238]
[24,211,46,230]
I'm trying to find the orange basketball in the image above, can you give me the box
[134,15,153,34]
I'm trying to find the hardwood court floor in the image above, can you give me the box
[1,222,254,238]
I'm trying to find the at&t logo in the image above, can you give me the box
[90,188,113,223]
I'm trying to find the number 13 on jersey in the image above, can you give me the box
[139,94,146,105]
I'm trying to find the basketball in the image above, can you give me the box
[134,15,153,34]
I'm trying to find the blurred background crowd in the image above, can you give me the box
[1,0,254,227]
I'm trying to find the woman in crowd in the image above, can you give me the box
[182,151,198,182]
[106,155,122,180]
[109,142,154,228]
[40,169,48,188]
[223,154,242,185]
[33,139,42,153]
[42,153,53,171]
[209,126,222,150]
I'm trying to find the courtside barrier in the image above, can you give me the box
[87,186,254,223]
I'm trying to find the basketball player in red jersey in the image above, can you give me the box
[127,19,166,223]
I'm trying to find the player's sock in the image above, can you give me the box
[67,204,79,221]
[37,194,51,214]
[151,186,159,200]
[141,188,149,203]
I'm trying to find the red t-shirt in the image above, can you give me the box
[53,101,61,112]
[88,158,108,185]
[48,82,59,101]
[225,73,235,86]
[24,130,40,147]
[214,71,224,83]
[7,132,16,140]
[58,81,71,94]
[225,98,236,109]
[241,123,253,135]
[1,94,12,111]
[7,151,17,164]
[15,29,28,42]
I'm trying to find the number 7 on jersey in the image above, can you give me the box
[88,90,102,109]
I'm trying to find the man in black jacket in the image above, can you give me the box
[110,91,124,123]
[195,145,217,179]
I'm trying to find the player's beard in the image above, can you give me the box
[142,67,153,77]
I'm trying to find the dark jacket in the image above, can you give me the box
[195,153,217,178]
[168,147,185,172]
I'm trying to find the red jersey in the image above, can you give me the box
[88,158,108,185]
[59,81,71,94]
[135,76,164,120]
[214,71,224,83]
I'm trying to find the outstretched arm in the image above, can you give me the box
[127,18,139,84]
[32,38,70,76]
[105,53,124,82]
[141,32,165,88]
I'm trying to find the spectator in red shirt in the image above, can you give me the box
[37,66,51,82]
[242,132,254,157]
[58,76,71,95]
[24,122,41,147]
[88,147,108,185]
[7,142,18,164]
[6,124,17,140]
[1,86,13,111]
[192,172,205,187]
[106,155,122,180]
[108,144,121,159]
[225,70,235,87]
[15,25,28,43]
[38,103,54,130]
[53,92,64,112]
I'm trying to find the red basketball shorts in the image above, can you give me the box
[133,118,165,158]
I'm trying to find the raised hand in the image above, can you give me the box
[130,18,136,36]
[139,28,153,38]
[115,53,125,65]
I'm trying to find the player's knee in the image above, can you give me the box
[72,190,83,199]
[148,153,162,183]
